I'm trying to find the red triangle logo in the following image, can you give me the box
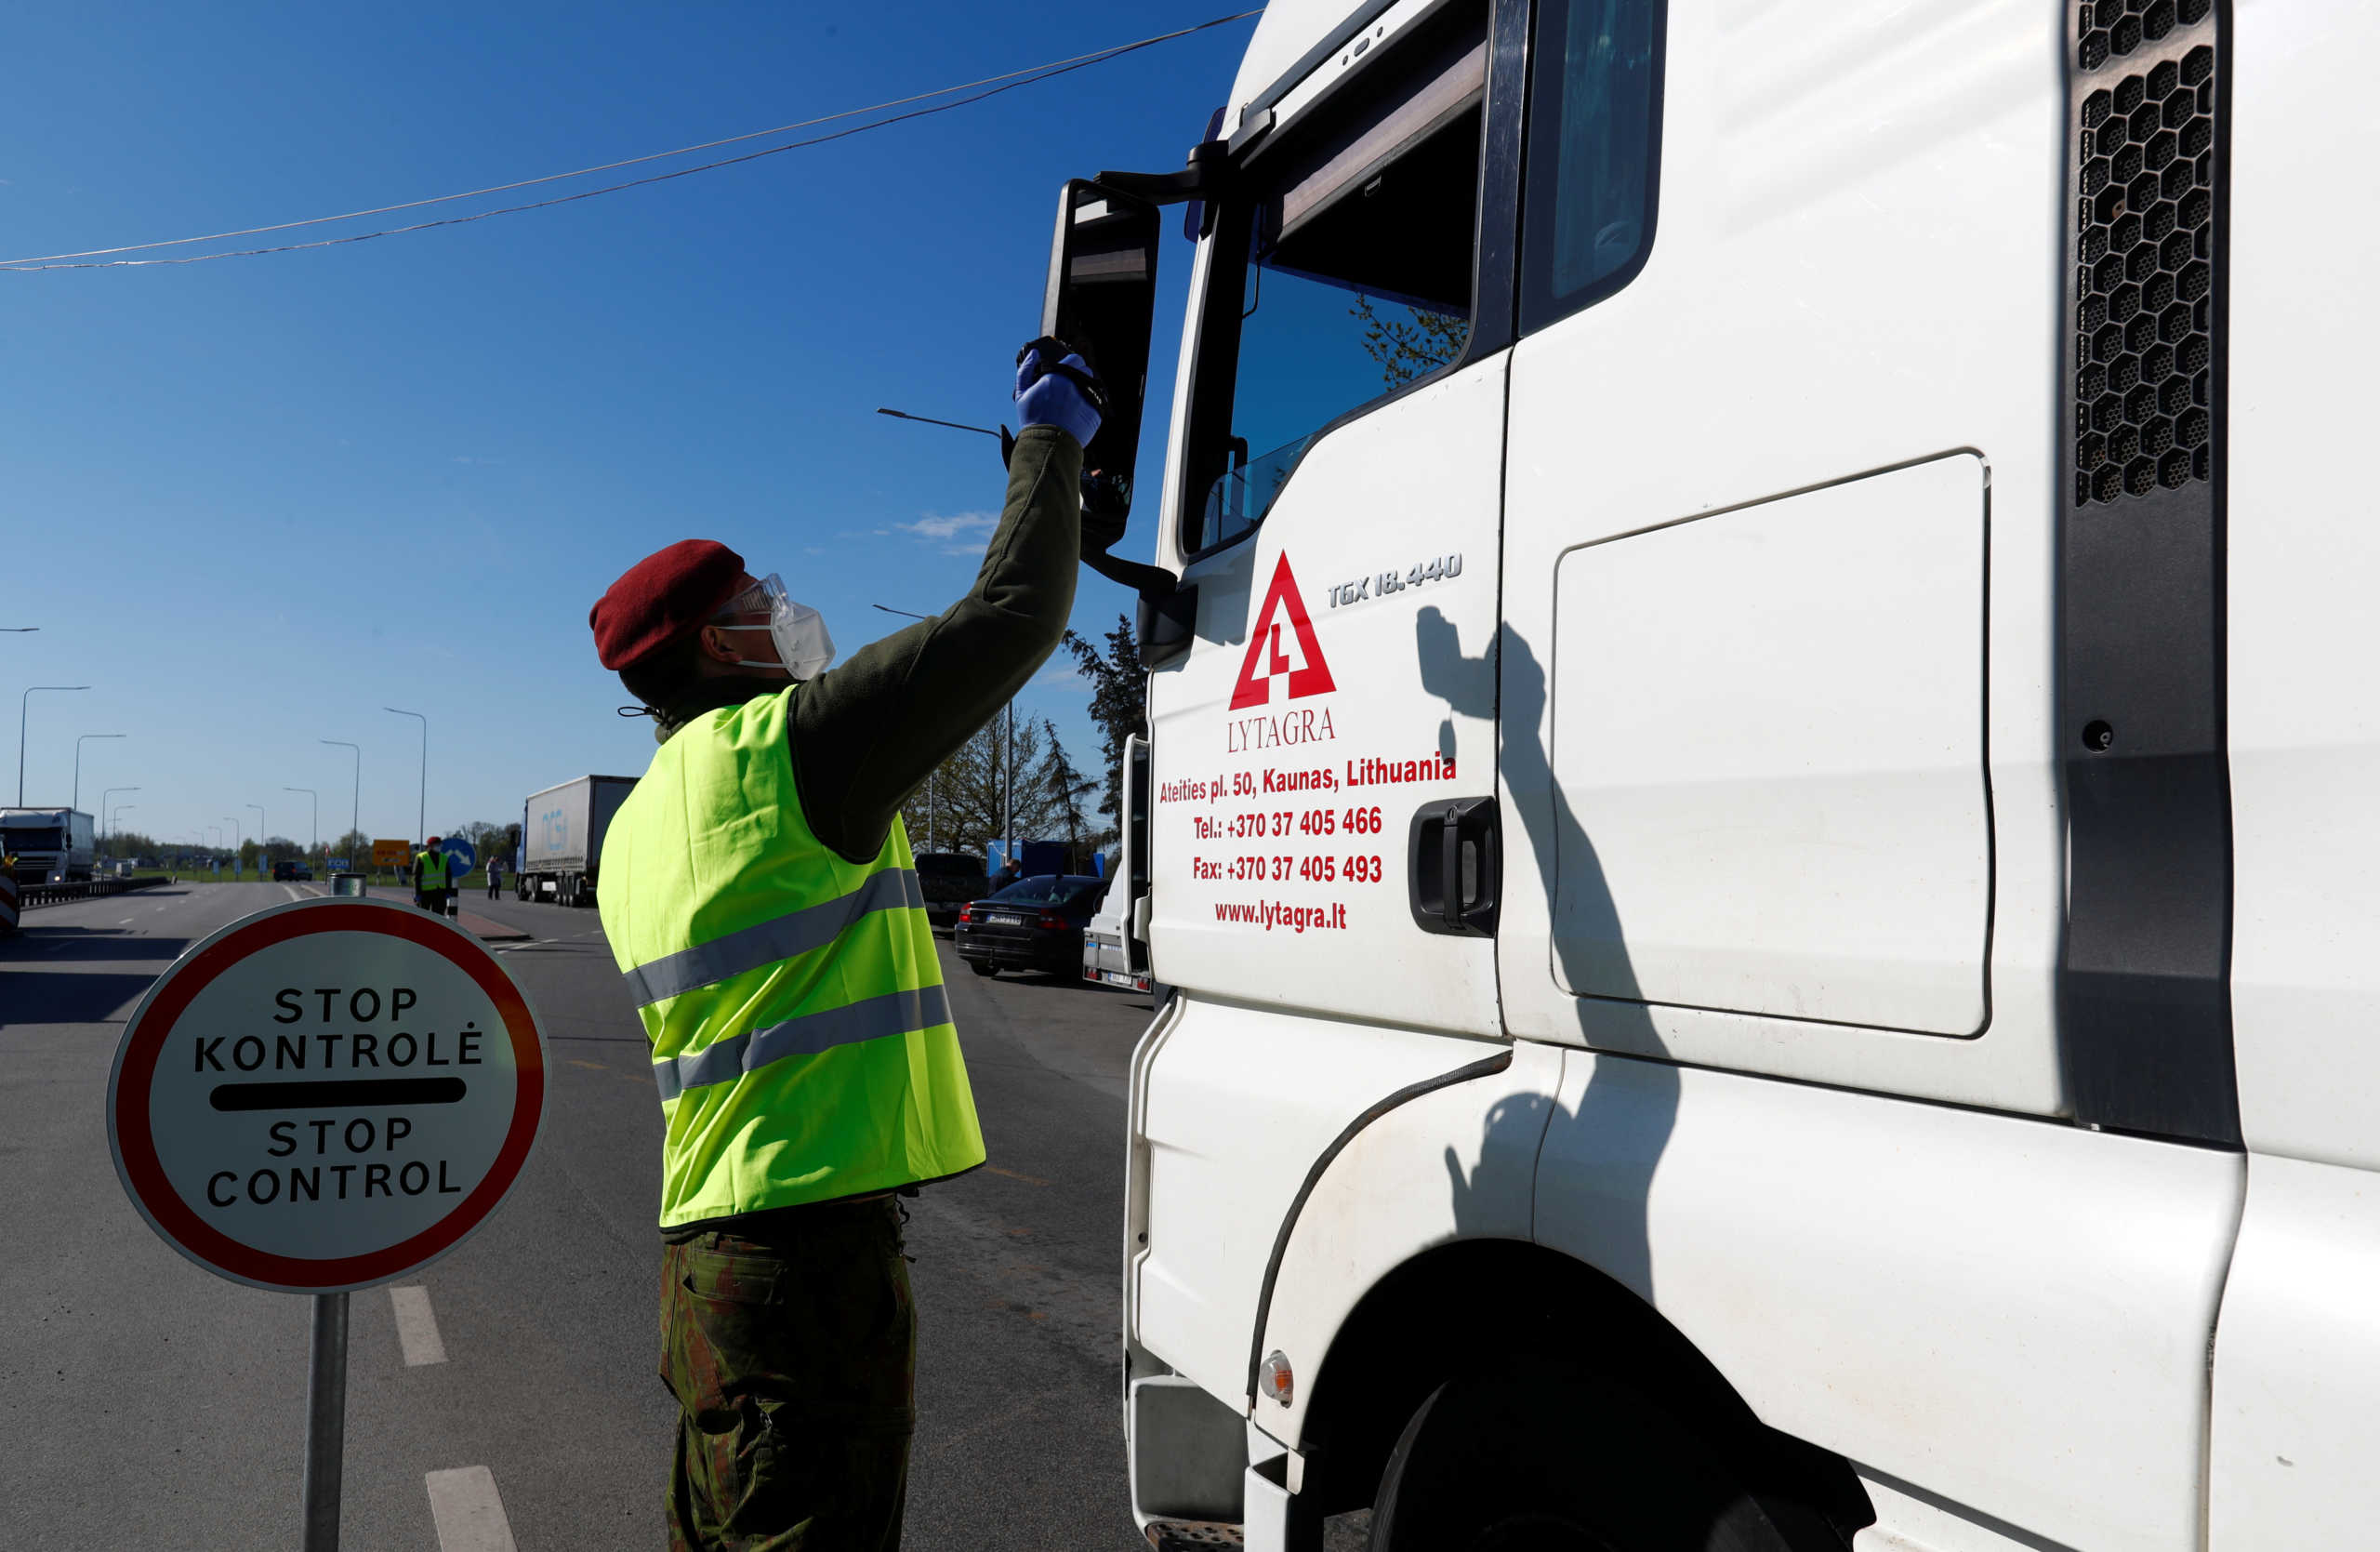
[1230,553,1337,710]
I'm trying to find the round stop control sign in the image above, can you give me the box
[108,896,546,1293]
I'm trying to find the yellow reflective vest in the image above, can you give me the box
[416,849,450,889]
[598,685,984,1227]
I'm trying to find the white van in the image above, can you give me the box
[1041,1,2380,1548]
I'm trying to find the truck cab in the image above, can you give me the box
[1,807,97,885]
[1040,1,2380,1548]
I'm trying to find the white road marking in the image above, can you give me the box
[390,1285,448,1366]
[425,1466,518,1552]
[118,917,136,924]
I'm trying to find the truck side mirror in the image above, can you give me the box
[1042,179,1160,517]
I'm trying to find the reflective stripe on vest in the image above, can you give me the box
[650,981,953,1102]
[597,685,983,1226]
[621,867,926,1007]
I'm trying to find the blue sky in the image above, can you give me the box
[4,3,1257,854]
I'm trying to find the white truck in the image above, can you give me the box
[1082,734,1154,992]
[518,776,636,908]
[1,807,96,885]
[1038,2,2380,1548]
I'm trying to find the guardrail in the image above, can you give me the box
[19,875,174,909]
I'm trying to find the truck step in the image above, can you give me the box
[1145,1521,1243,1551]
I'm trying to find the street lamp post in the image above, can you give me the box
[285,788,318,858]
[73,733,126,812]
[384,709,426,845]
[18,685,89,805]
[248,803,266,863]
[223,816,242,877]
[111,804,136,841]
[874,406,1004,440]
[321,740,361,864]
[101,786,139,850]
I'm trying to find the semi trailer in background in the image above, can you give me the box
[518,776,635,908]
[1,807,96,885]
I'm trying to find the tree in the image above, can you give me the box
[443,819,519,870]
[1034,717,1102,870]
[103,827,161,862]
[1351,295,1469,391]
[1061,614,1145,822]
[896,710,1070,863]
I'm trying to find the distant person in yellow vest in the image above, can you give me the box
[413,838,452,913]
[586,339,1103,1551]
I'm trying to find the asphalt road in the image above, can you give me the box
[0,879,1159,1551]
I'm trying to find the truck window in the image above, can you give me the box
[1183,6,1488,554]
[1519,0,1663,332]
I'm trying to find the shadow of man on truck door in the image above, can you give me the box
[1417,604,1678,1308]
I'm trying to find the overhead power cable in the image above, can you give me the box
[1,9,1261,272]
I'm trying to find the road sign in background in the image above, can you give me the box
[107,896,546,1293]
[437,836,476,877]
[371,839,412,869]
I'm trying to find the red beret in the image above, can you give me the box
[589,539,747,670]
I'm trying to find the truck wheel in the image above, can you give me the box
[968,961,998,977]
[1368,1367,1809,1552]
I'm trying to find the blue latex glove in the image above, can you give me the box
[1014,348,1104,448]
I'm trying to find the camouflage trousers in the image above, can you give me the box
[659,1197,917,1551]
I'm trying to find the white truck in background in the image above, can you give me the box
[1038,1,2380,1549]
[1082,735,1153,992]
[518,776,635,908]
[1,807,96,885]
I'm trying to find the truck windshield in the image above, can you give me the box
[1185,5,1487,553]
[4,827,62,852]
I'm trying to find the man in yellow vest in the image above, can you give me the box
[588,339,1103,1550]
[413,836,452,913]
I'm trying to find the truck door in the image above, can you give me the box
[1145,0,1511,1039]
[1489,6,2245,1548]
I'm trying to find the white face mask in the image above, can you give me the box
[714,573,836,681]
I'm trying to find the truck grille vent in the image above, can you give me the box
[2079,0,2212,72]
[2073,34,2217,506]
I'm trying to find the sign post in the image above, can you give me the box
[108,896,545,1549]
[437,837,477,917]
[303,1289,350,1549]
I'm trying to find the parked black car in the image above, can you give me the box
[955,874,1108,977]
[916,852,990,933]
[272,860,314,882]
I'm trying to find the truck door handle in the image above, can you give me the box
[1408,796,1499,937]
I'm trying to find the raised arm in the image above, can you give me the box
[792,422,1086,863]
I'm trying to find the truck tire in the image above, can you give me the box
[968,961,998,977]
[1367,1366,1816,1552]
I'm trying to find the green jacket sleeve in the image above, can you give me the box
[790,425,1083,863]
